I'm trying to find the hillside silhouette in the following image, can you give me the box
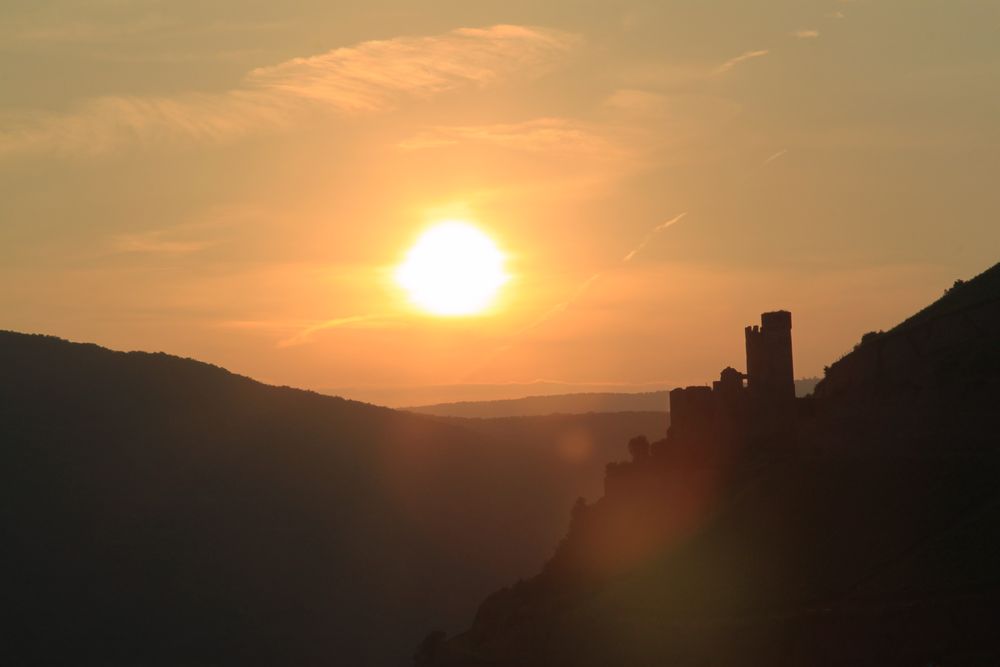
[418,262,1000,666]
[0,332,663,666]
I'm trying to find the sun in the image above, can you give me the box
[396,221,509,316]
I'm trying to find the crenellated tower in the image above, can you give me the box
[665,310,796,450]
[744,310,795,402]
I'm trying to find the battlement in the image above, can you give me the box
[666,311,795,447]
[761,310,792,331]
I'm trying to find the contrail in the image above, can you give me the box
[529,211,686,333]
[462,271,606,381]
[470,145,790,376]
[714,49,769,75]
[623,212,688,262]
[465,211,689,380]
[278,210,683,353]
[520,211,686,334]
[739,148,789,185]
[528,271,603,326]
[759,148,788,169]
[495,271,605,352]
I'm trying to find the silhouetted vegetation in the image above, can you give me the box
[627,435,651,462]
[892,263,1000,334]
[854,329,885,350]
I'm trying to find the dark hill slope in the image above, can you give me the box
[891,261,1000,334]
[813,261,1000,451]
[0,332,658,666]
[423,263,1000,667]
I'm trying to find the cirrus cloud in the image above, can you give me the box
[397,117,618,155]
[0,25,577,157]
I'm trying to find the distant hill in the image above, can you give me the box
[407,380,820,419]
[421,262,1000,667]
[318,382,673,409]
[407,392,670,418]
[0,331,663,667]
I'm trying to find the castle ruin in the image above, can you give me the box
[667,311,795,448]
[745,310,795,404]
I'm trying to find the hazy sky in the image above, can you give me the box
[2,0,998,405]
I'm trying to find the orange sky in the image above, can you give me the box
[1,1,997,406]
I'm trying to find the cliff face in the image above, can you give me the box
[419,262,1000,667]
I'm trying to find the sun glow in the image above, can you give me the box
[396,221,509,316]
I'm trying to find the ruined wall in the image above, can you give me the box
[668,386,713,440]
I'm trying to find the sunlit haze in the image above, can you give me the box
[4,6,1000,664]
[1,1,998,406]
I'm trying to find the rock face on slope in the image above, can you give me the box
[419,262,1000,667]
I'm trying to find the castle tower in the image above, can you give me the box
[744,310,795,403]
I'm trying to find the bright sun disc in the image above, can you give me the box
[396,221,509,316]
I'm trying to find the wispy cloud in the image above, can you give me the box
[111,232,213,255]
[106,205,261,256]
[0,25,576,157]
[217,313,395,347]
[398,117,614,155]
[396,114,650,199]
[714,49,769,75]
[602,88,672,114]
[278,315,390,347]
[792,29,820,39]
[246,25,573,112]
